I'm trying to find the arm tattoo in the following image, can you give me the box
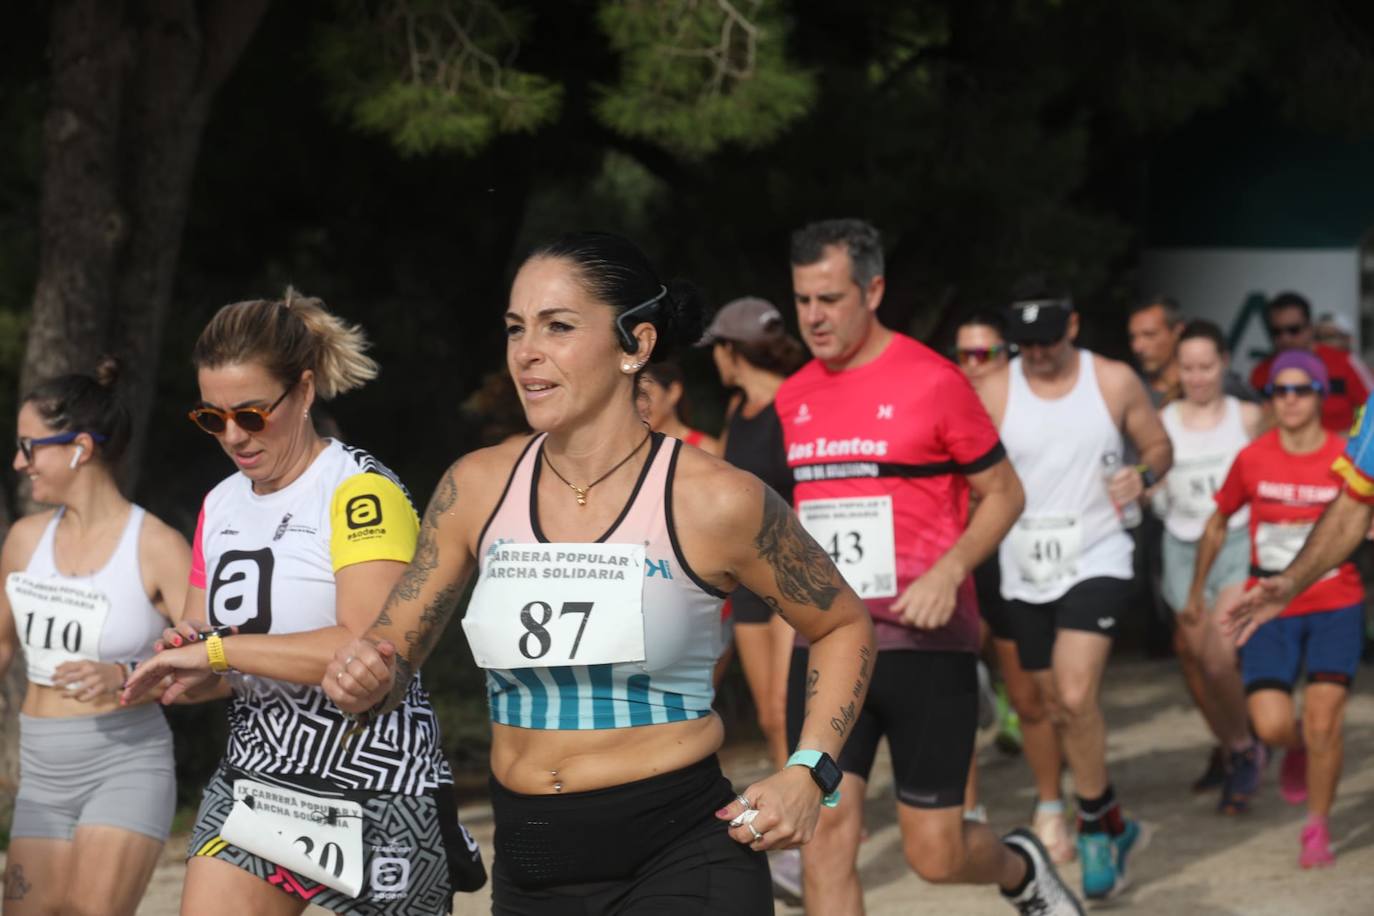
[805,669,820,705]
[853,645,871,699]
[754,488,841,611]
[371,468,463,714]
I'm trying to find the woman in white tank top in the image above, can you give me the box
[0,361,190,916]
[1158,321,1264,811]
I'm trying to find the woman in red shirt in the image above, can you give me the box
[1187,350,1363,869]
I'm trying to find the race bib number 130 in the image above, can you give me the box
[463,543,647,669]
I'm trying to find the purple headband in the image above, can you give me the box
[1268,349,1329,393]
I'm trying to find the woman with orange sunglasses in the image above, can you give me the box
[123,290,483,915]
[0,357,191,916]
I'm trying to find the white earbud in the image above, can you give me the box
[69,445,84,469]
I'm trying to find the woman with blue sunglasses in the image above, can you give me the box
[0,357,191,915]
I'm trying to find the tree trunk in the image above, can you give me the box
[4,0,268,803]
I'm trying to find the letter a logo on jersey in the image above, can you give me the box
[346,494,383,529]
[208,548,274,633]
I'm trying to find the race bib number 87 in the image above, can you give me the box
[463,543,647,669]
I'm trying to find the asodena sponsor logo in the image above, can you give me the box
[787,437,891,462]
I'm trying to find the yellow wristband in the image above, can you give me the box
[206,634,230,675]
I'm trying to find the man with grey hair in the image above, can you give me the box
[776,219,1083,915]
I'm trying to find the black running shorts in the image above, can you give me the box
[786,648,977,810]
[1005,576,1131,671]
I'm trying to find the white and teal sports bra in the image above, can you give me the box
[467,433,728,730]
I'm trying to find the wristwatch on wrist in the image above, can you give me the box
[786,749,843,807]
[1135,463,1158,489]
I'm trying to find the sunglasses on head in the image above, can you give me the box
[1264,382,1322,399]
[955,345,1009,365]
[1268,322,1308,338]
[188,381,296,435]
[16,431,107,462]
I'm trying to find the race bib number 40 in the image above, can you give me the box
[220,779,363,897]
[1008,516,1083,586]
[798,497,897,599]
[4,573,109,686]
[463,543,647,669]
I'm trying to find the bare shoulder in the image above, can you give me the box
[452,435,535,482]
[1092,353,1148,401]
[1,510,55,571]
[1239,400,1264,436]
[671,445,766,537]
[138,510,191,554]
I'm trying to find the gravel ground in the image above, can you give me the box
[44,655,1374,914]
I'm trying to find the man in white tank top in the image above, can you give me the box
[983,292,1172,901]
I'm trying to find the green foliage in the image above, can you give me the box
[315,0,563,156]
[594,0,815,158]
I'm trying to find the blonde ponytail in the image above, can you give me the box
[193,287,379,400]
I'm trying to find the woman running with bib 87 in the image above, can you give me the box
[123,292,480,914]
[1,360,190,916]
[323,232,876,915]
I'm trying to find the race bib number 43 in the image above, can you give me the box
[463,543,647,669]
[798,497,897,599]
[4,573,109,686]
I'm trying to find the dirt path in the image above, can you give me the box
[45,656,1374,914]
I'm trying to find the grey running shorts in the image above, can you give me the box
[11,703,175,842]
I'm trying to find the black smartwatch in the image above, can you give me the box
[787,750,843,807]
[1135,463,1158,489]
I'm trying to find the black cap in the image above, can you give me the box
[1004,298,1072,345]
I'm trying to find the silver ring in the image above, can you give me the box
[344,656,354,666]
[747,823,763,842]
[336,671,344,681]
[735,794,752,810]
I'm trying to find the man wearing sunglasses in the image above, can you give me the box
[1247,292,1373,432]
[1192,350,1362,869]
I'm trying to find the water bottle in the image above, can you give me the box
[1101,451,1142,529]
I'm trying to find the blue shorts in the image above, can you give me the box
[1240,603,1365,693]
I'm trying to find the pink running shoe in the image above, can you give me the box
[1280,746,1308,805]
[1299,820,1335,869]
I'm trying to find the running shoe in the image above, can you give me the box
[1033,807,1076,865]
[995,684,1023,756]
[769,847,803,902]
[978,661,998,729]
[1076,819,1142,900]
[1002,828,1086,915]
[1280,744,1308,805]
[1299,820,1335,869]
[1218,743,1266,815]
[1191,745,1226,793]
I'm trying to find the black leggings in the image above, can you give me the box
[490,756,771,915]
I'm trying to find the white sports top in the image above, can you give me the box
[6,505,164,686]
[191,440,451,794]
[999,350,1134,603]
[1160,397,1251,541]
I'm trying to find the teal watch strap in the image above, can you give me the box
[786,750,841,808]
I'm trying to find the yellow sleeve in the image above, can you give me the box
[329,473,420,572]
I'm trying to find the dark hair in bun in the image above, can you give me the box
[529,231,704,362]
[23,355,131,465]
